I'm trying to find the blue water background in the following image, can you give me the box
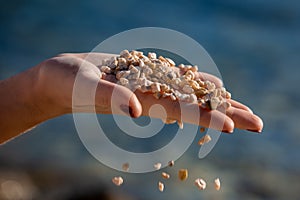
[0,0,299,199]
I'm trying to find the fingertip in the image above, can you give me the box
[223,118,234,134]
[222,130,234,134]
[204,110,234,133]
[257,117,264,133]
[252,115,264,133]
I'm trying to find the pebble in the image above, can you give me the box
[178,169,188,181]
[161,172,170,179]
[194,178,206,190]
[112,177,123,186]
[122,162,129,172]
[154,162,162,170]
[158,181,164,192]
[198,135,212,145]
[214,178,221,191]
[168,160,175,167]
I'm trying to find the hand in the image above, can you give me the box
[37,52,262,133]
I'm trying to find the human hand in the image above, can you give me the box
[36,52,263,133]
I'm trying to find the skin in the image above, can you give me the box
[0,53,263,144]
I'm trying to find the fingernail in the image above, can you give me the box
[247,129,262,133]
[120,104,135,118]
[222,130,233,134]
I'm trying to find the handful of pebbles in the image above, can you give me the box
[100,50,232,111]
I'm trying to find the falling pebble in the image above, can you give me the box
[112,177,123,186]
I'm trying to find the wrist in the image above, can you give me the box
[0,64,64,142]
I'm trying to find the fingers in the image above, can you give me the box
[225,106,263,132]
[180,104,234,133]
[95,80,142,118]
[134,90,263,133]
[134,91,234,132]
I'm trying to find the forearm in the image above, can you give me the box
[0,66,61,143]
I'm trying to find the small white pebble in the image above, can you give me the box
[190,80,200,90]
[170,94,177,101]
[120,49,130,58]
[136,51,143,57]
[100,65,111,74]
[158,56,167,62]
[214,178,221,191]
[191,65,198,72]
[177,120,183,129]
[116,71,130,80]
[168,160,174,167]
[158,181,164,192]
[198,134,212,145]
[118,57,127,66]
[186,65,192,70]
[194,178,206,190]
[112,176,123,186]
[130,66,139,73]
[148,52,157,59]
[139,60,145,68]
[122,162,129,172]
[208,97,219,110]
[178,64,185,69]
[119,78,129,85]
[206,81,216,91]
[151,82,161,93]
[166,58,175,66]
[185,70,195,80]
[161,172,170,179]
[154,162,162,170]
[182,85,194,94]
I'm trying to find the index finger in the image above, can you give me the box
[134,90,234,133]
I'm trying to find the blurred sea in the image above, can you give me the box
[0,0,300,199]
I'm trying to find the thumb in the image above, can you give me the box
[95,79,142,118]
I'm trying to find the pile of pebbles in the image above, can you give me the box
[100,50,231,111]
